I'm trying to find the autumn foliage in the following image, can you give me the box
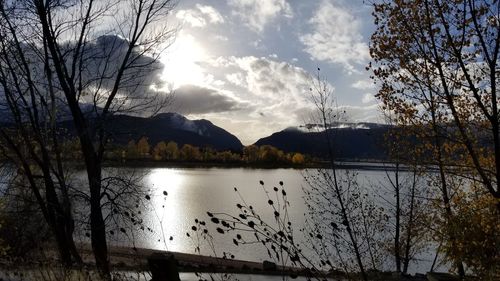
[116,138,308,166]
[371,0,500,277]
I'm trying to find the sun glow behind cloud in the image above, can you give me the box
[160,33,208,89]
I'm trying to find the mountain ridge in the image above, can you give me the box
[1,109,390,158]
[102,113,244,151]
[254,125,390,160]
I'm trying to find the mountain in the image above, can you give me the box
[2,107,393,158]
[254,124,391,160]
[101,113,243,151]
[1,111,242,150]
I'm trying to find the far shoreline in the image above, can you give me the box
[100,159,404,171]
[0,158,430,172]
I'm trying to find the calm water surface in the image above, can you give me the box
[98,167,443,275]
[122,168,307,253]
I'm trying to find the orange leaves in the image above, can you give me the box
[445,186,499,277]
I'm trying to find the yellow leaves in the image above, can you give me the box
[445,188,500,277]
[243,145,259,163]
[137,136,150,157]
[126,139,139,159]
[165,141,179,160]
[180,144,201,161]
[291,153,305,165]
[152,141,167,161]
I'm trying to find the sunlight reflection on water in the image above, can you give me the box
[83,167,444,275]
[136,168,307,259]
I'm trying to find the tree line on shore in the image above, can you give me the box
[0,135,310,165]
[111,137,306,165]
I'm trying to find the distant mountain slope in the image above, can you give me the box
[254,125,391,160]
[104,113,243,151]
[51,112,243,151]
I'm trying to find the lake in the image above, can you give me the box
[87,166,443,275]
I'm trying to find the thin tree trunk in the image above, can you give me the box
[428,101,465,277]
[403,169,417,274]
[321,113,367,281]
[88,163,110,277]
[361,200,377,270]
[430,242,442,273]
[419,9,466,270]
[395,162,401,273]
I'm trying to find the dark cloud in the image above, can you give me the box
[172,85,241,114]
[79,35,165,93]
[62,34,170,115]
[3,34,168,114]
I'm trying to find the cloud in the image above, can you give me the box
[215,35,229,41]
[176,10,206,27]
[0,34,171,118]
[228,56,311,105]
[82,35,164,87]
[160,32,210,88]
[352,79,375,90]
[172,85,241,114]
[197,5,225,24]
[201,56,390,144]
[299,0,370,73]
[361,93,375,104]
[225,73,245,85]
[339,104,381,123]
[176,4,224,28]
[196,55,320,143]
[168,53,382,144]
[69,35,170,114]
[228,0,292,32]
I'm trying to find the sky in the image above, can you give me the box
[158,0,379,145]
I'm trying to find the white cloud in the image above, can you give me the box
[194,55,318,144]
[227,56,310,104]
[300,0,370,73]
[226,72,245,86]
[228,0,292,33]
[352,79,375,90]
[197,4,225,24]
[176,9,206,27]
[361,93,375,104]
[175,4,224,28]
[215,35,229,41]
[339,104,381,123]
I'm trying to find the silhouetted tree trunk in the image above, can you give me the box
[0,4,81,263]
[309,71,368,281]
[0,0,175,277]
[394,162,401,273]
[402,169,417,274]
